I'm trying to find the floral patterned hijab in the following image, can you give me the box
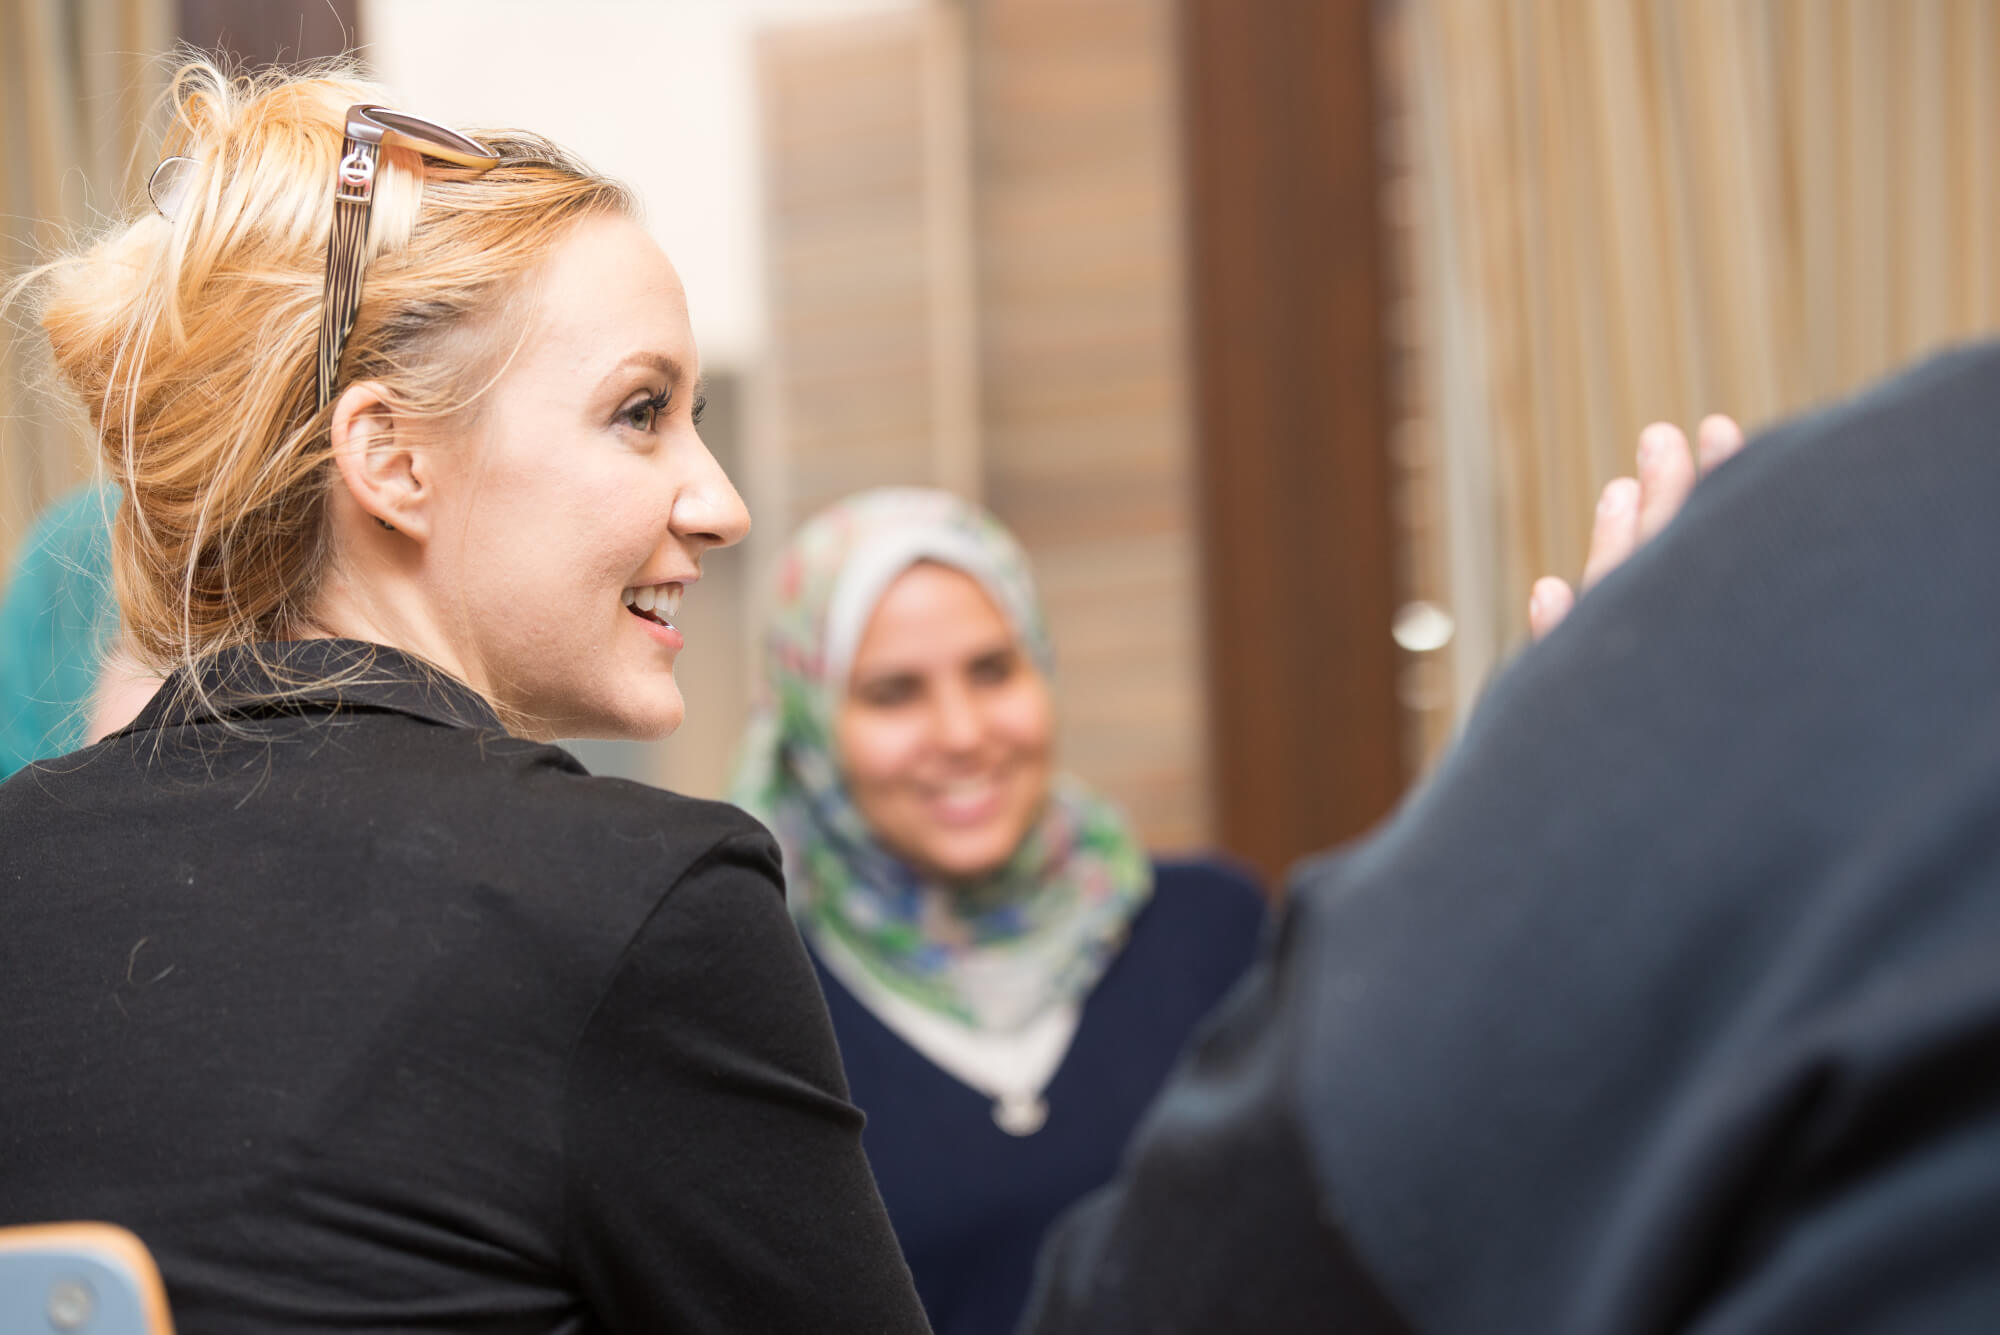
[729,488,1151,1033]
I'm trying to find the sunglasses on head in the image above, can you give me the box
[320,105,501,410]
[148,103,502,413]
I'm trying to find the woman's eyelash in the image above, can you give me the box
[624,389,707,431]
[857,676,919,707]
[625,390,671,430]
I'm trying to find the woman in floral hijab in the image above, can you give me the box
[731,487,1267,1335]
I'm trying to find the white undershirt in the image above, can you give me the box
[812,927,1082,1136]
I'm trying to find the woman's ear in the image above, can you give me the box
[330,381,432,541]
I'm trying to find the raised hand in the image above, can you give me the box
[1528,415,1745,641]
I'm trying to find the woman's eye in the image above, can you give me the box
[856,676,920,708]
[622,392,669,432]
[969,651,1017,686]
[692,393,708,427]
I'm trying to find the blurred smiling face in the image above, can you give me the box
[422,213,749,739]
[835,562,1056,883]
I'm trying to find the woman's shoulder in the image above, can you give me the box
[397,727,773,860]
[519,756,777,903]
[519,746,772,852]
[1117,854,1270,977]
[1147,854,1269,924]
[356,726,783,948]
[1069,855,1269,1035]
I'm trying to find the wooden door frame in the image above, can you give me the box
[1179,0,1404,885]
[178,0,359,68]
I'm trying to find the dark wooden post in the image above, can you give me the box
[178,0,359,67]
[1180,0,1404,885]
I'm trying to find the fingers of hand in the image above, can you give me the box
[1528,576,1576,641]
[1697,414,1746,472]
[1533,413,1744,642]
[1581,476,1641,589]
[1635,422,1696,544]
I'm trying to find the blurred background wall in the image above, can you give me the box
[6,0,2000,881]
[1,0,170,565]
[1386,0,2000,759]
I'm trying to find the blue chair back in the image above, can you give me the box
[0,1223,174,1334]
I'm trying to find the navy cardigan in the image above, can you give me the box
[814,857,1266,1335]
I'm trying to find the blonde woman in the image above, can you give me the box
[0,64,928,1332]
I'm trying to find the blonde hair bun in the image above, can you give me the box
[23,57,634,677]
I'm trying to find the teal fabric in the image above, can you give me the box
[0,484,120,777]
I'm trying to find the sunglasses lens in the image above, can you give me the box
[366,108,491,161]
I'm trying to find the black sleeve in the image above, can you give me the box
[1041,344,2000,1334]
[1019,912,1416,1335]
[1711,1138,2000,1333]
[562,830,930,1334]
[1682,952,2000,1335]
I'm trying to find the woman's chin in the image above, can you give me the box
[904,828,1028,886]
[554,684,685,743]
[619,698,685,742]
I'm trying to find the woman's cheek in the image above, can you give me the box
[1000,679,1056,757]
[884,717,936,784]
[842,711,922,793]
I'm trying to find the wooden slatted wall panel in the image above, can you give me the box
[758,11,970,527]
[969,0,1210,851]
[756,2,1212,853]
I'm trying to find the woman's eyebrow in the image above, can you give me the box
[593,351,684,398]
[854,668,919,687]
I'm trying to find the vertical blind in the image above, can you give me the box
[1398,0,2000,736]
[0,0,170,575]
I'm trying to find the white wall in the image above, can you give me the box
[361,0,917,371]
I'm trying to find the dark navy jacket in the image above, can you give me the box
[1027,344,2000,1332]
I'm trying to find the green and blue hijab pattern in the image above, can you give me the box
[729,487,1151,1033]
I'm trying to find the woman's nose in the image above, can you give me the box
[930,684,984,754]
[672,439,752,550]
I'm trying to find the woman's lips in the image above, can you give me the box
[623,580,686,650]
[919,776,1007,827]
[627,606,684,651]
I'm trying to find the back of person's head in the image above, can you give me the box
[21,59,635,683]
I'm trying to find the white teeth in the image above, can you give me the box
[623,581,685,623]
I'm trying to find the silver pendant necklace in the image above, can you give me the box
[992,1092,1050,1136]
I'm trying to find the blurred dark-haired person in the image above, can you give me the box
[1023,345,2000,1334]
